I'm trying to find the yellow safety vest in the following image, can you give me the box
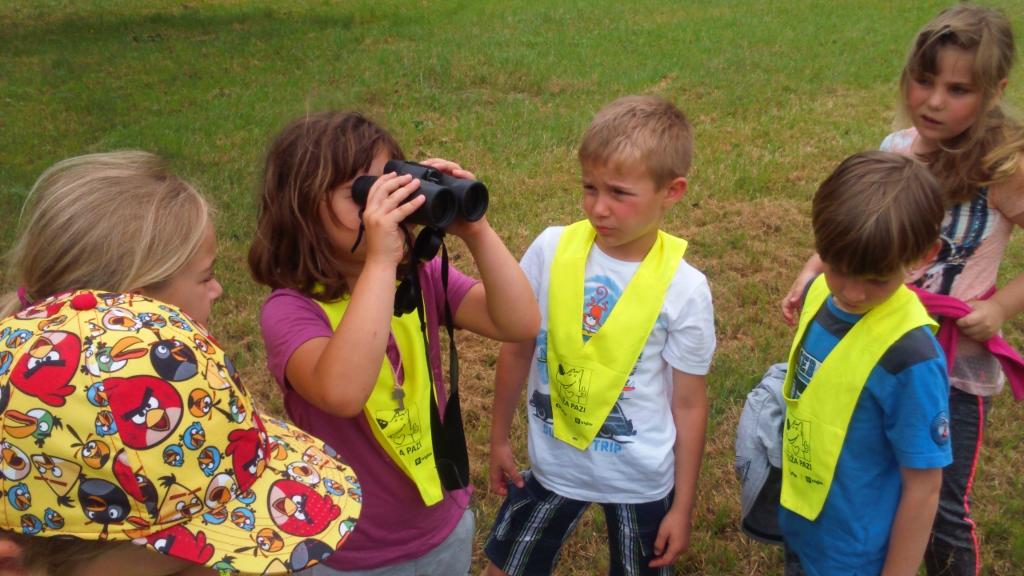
[316,296,444,506]
[547,221,687,449]
[780,276,936,520]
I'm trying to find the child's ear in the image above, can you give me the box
[0,535,26,574]
[988,78,1010,111]
[662,177,688,208]
[911,240,942,274]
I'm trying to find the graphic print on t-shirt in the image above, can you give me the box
[793,346,821,399]
[531,274,646,448]
[913,188,993,296]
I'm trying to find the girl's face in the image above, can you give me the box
[76,543,219,576]
[320,149,391,262]
[139,220,221,326]
[907,46,984,153]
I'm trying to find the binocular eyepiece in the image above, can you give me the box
[351,160,489,229]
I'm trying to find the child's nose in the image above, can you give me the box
[210,279,224,301]
[842,284,865,302]
[927,88,945,109]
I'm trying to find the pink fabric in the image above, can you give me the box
[260,258,478,570]
[907,285,1024,401]
[16,286,31,308]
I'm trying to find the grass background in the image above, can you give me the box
[2,0,1024,573]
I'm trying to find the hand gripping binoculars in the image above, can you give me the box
[351,160,488,229]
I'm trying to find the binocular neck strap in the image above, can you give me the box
[399,230,470,494]
[349,209,367,254]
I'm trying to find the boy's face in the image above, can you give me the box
[581,160,686,262]
[822,262,906,315]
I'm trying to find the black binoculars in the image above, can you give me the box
[351,160,488,229]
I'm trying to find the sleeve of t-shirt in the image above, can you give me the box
[421,257,479,327]
[879,129,915,155]
[876,329,953,469]
[989,161,1024,220]
[519,227,562,299]
[260,290,334,392]
[662,263,716,376]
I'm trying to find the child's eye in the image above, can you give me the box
[912,77,932,87]
[950,86,971,95]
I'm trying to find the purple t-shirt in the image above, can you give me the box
[260,258,478,570]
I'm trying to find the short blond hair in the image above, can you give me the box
[578,95,694,187]
[813,151,944,277]
[1,152,209,317]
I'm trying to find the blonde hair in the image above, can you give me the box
[813,152,944,277]
[578,95,694,187]
[898,4,1024,205]
[1,152,209,317]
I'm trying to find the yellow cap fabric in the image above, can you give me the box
[0,290,361,574]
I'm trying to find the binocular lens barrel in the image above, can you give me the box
[384,160,489,222]
[452,180,488,222]
[351,176,457,229]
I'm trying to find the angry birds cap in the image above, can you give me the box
[0,290,361,574]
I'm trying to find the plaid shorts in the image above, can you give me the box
[484,470,674,576]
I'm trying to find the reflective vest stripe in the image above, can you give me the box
[547,220,687,449]
[780,276,935,520]
[316,296,444,506]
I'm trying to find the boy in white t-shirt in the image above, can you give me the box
[484,95,716,576]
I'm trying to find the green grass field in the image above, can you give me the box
[3,0,1024,573]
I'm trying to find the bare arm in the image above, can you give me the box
[452,222,541,343]
[781,253,823,326]
[881,466,943,576]
[488,339,535,494]
[650,369,708,569]
[286,173,425,418]
[958,210,1024,340]
[418,158,540,343]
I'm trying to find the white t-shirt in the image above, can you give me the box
[521,227,716,503]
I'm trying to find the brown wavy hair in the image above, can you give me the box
[248,112,404,301]
[898,4,1024,206]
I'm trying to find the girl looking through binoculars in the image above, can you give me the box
[248,111,540,574]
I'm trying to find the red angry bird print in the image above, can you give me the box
[14,294,70,320]
[9,331,81,407]
[146,524,215,565]
[268,479,340,537]
[105,376,183,449]
[225,428,267,491]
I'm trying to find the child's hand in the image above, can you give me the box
[649,505,691,569]
[488,440,524,495]
[418,158,490,240]
[781,254,825,326]
[361,172,426,266]
[780,271,813,326]
[957,299,1006,342]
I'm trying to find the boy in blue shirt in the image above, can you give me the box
[780,151,952,576]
